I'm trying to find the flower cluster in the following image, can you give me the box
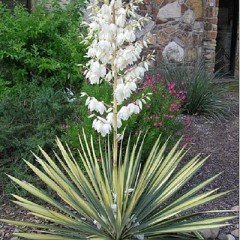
[82,0,154,136]
[167,82,187,102]
[140,73,182,130]
[169,102,180,112]
[141,73,164,90]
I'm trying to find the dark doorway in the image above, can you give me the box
[215,0,239,76]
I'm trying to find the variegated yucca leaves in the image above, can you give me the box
[1,132,235,239]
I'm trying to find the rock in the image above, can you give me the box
[194,21,204,32]
[182,9,195,25]
[185,47,198,61]
[226,234,235,240]
[157,31,169,45]
[199,228,220,239]
[231,229,239,237]
[144,33,157,45]
[218,233,228,240]
[188,0,203,19]
[157,1,181,21]
[136,17,155,39]
[162,41,184,62]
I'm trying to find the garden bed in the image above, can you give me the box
[181,91,239,212]
[180,91,239,239]
[0,92,239,240]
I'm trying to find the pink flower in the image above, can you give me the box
[167,82,177,95]
[169,103,180,112]
[154,122,163,127]
[142,74,155,89]
[164,114,175,119]
[166,81,187,103]
[177,90,187,101]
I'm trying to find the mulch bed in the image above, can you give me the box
[0,92,239,240]
[181,92,239,211]
[179,91,239,236]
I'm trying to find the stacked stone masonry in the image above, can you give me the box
[139,0,220,73]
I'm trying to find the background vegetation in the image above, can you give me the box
[161,61,229,120]
[0,1,87,196]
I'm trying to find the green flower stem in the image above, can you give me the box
[112,2,118,168]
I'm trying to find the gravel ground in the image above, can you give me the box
[0,92,239,240]
[181,92,239,211]
[179,92,239,237]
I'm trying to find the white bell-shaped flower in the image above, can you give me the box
[118,106,131,121]
[128,103,140,114]
[125,29,136,43]
[85,97,106,115]
[92,117,112,137]
[100,4,112,23]
[115,82,137,104]
[86,61,106,84]
[116,8,126,27]
[106,112,122,128]
[118,102,141,121]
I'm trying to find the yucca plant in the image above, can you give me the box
[1,133,235,239]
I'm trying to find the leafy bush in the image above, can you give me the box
[63,74,183,159]
[0,1,87,196]
[0,82,80,195]
[126,73,183,155]
[1,135,234,239]
[0,1,86,90]
[161,61,229,119]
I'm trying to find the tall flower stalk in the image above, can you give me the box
[82,0,154,165]
[112,2,119,166]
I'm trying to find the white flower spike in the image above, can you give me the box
[82,0,154,137]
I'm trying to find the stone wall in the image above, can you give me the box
[140,0,219,72]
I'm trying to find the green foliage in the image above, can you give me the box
[0,1,88,196]
[161,61,229,120]
[126,81,183,156]
[0,82,80,195]
[0,1,86,90]
[1,134,235,239]
[63,79,183,159]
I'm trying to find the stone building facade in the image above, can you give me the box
[139,0,239,78]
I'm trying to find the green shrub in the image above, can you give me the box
[0,1,86,91]
[1,135,234,239]
[63,75,183,159]
[161,61,229,120]
[0,82,81,196]
[0,1,87,196]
